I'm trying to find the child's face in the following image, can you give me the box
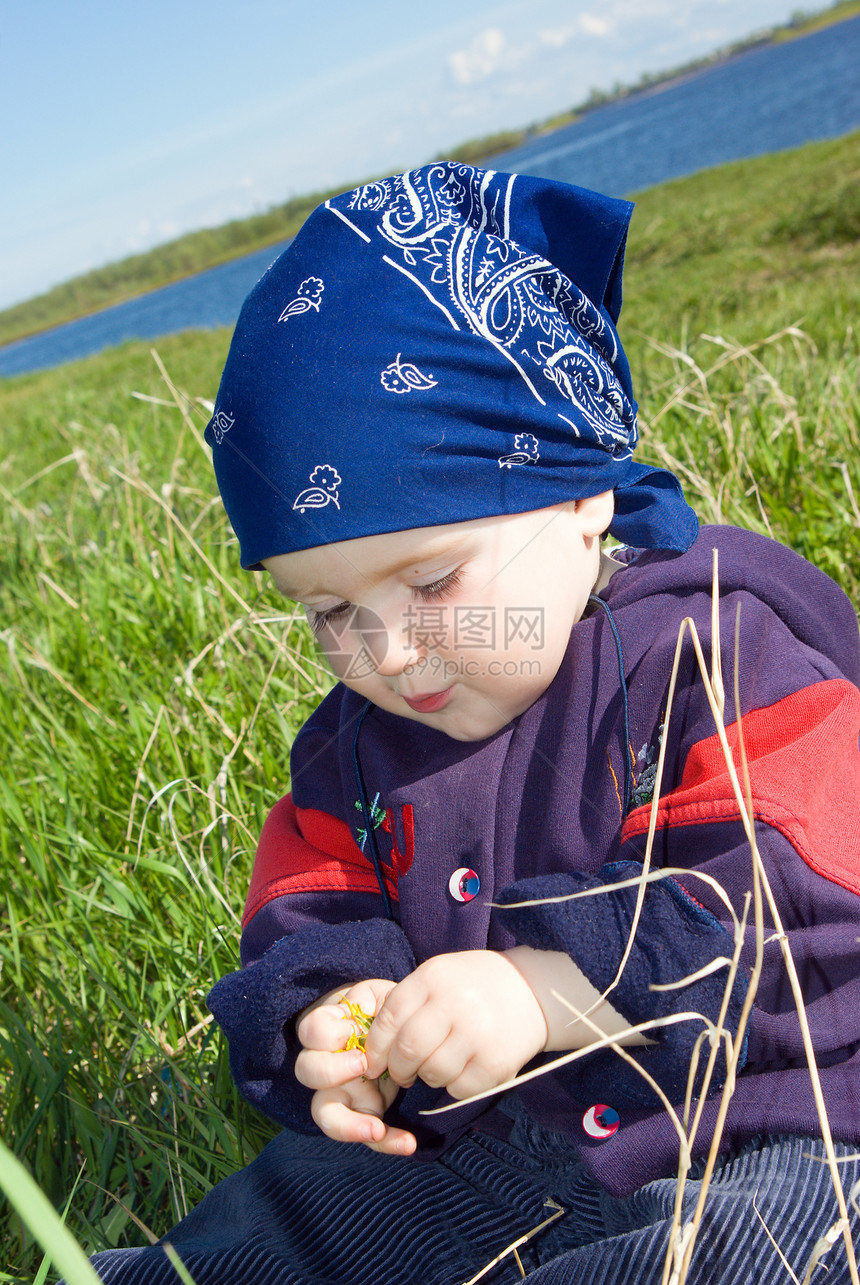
[264,494,613,742]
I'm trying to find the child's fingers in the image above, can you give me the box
[363,1125,418,1156]
[310,1087,417,1155]
[362,975,428,1078]
[295,1046,367,1090]
[311,1092,387,1145]
[363,952,548,1093]
[443,1051,519,1102]
[379,1008,455,1087]
[297,979,398,1055]
[405,1036,476,1092]
[296,1002,355,1052]
[356,977,399,1010]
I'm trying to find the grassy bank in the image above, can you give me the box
[0,133,858,1277]
[2,1,857,351]
[772,0,860,39]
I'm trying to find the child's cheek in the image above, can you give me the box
[316,612,394,682]
[314,628,370,683]
[320,646,351,682]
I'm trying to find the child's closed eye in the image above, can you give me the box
[309,567,464,635]
[413,566,464,602]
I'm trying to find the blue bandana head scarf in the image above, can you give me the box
[205,162,698,567]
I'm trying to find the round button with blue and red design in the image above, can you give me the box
[448,867,480,902]
[582,1104,620,1139]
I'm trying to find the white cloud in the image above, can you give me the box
[539,26,575,49]
[580,14,612,37]
[538,12,612,51]
[448,27,506,87]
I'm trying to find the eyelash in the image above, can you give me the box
[309,566,465,635]
[414,566,464,602]
[309,603,349,635]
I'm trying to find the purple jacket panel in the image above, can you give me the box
[207,526,860,1195]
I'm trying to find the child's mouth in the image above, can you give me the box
[402,687,453,713]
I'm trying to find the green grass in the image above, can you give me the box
[623,131,860,597]
[0,132,858,1278]
[625,132,860,349]
[772,0,860,40]
[1,3,857,350]
[0,333,331,1276]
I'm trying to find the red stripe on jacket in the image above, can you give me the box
[242,795,405,928]
[621,679,860,896]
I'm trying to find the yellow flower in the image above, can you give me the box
[339,999,389,1079]
[340,998,374,1052]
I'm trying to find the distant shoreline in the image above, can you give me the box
[446,0,860,164]
[2,0,858,351]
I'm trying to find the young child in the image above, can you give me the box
[90,163,860,1284]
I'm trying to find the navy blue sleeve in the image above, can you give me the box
[207,919,416,1132]
[496,862,748,1108]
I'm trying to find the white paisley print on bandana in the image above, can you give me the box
[210,410,235,445]
[278,277,325,322]
[498,433,540,469]
[380,355,438,394]
[293,464,342,513]
[344,165,637,459]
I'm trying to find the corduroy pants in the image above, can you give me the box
[88,1116,859,1285]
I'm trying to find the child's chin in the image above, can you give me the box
[401,700,517,743]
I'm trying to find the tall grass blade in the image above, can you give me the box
[0,1139,103,1285]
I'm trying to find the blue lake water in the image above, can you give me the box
[2,15,858,380]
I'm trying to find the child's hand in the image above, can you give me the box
[362,951,548,1101]
[295,980,417,1155]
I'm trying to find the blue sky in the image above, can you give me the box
[2,0,821,310]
